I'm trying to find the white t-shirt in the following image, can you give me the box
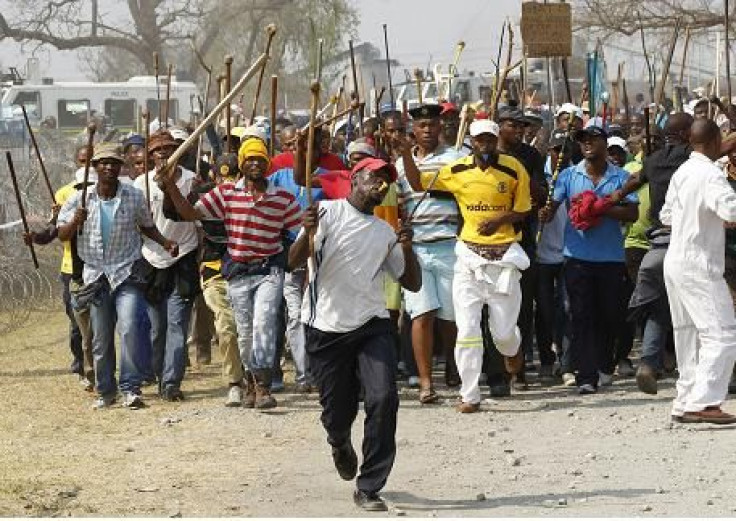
[134,168,199,269]
[301,199,405,333]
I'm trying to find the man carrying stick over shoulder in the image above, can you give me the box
[288,158,421,512]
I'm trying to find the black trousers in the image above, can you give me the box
[534,263,567,368]
[306,318,399,494]
[564,258,627,387]
[61,273,84,375]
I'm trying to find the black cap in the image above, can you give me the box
[497,106,527,124]
[408,104,442,120]
[523,110,544,126]
[213,153,240,180]
[574,126,608,142]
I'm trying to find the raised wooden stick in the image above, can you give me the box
[414,68,424,105]
[225,55,233,153]
[80,123,97,211]
[20,105,55,204]
[163,63,173,128]
[249,24,277,123]
[348,40,363,134]
[305,81,321,261]
[726,1,732,103]
[270,75,278,156]
[142,109,151,210]
[6,152,39,269]
[153,52,163,124]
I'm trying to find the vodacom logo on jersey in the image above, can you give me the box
[466,202,507,212]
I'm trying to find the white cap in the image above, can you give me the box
[585,116,604,129]
[469,119,499,137]
[241,125,268,142]
[74,166,98,185]
[555,102,584,120]
[169,127,189,142]
[607,136,628,152]
[148,118,176,134]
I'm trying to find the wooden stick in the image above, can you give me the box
[655,17,682,110]
[726,1,732,103]
[561,57,573,104]
[224,55,233,153]
[643,106,652,155]
[142,109,151,210]
[196,71,212,179]
[20,105,55,204]
[622,78,631,125]
[348,40,363,134]
[163,63,173,128]
[154,52,163,125]
[305,81,321,262]
[678,26,692,86]
[329,88,343,147]
[490,26,516,120]
[382,24,395,110]
[414,68,424,105]
[637,11,655,104]
[163,53,269,172]
[249,24,277,123]
[5,152,39,269]
[270,75,278,156]
[80,123,97,210]
[455,104,469,151]
[316,38,324,86]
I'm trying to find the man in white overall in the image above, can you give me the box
[661,119,736,424]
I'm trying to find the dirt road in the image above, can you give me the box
[1,311,735,517]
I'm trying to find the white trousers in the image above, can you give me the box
[663,259,736,415]
[454,253,522,405]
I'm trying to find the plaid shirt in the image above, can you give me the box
[58,182,154,290]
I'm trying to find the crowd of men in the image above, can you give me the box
[23,88,736,511]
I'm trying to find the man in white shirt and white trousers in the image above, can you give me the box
[288,158,421,512]
[661,119,736,424]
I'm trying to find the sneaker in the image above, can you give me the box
[353,489,388,512]
[616,359,636,377]
[562,372,577,387]
[225,385,243,407]
[161,386,184,402]
[332,440,358,480]
[598,372,613,387]
[243,375,256,408]
[122,391,145,409]
[578,383,597,395]
[407,376,420,388]
[255,383,277,409]
[92,395,116,409]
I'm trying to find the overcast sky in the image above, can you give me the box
[0,0,520,81]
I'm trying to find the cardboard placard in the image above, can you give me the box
[520,2,572,57]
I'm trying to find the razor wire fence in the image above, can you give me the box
[1,131,80,335]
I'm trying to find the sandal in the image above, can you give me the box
[419,387,439,404]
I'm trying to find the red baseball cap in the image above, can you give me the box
[351,157,398,182]
[440,102,458,115]
[474,110,488,120]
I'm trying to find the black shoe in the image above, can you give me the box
[161,386,184,402]
[332,440,358,481]
[353,489,387,512]
[489,384,511,398]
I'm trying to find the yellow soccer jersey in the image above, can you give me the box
[55,182,77,274]
[422,154,532,246]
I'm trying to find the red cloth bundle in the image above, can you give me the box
[568,190,615,230]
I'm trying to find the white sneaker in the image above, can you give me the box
[92,395,116,410]
[562,372,577,387]
[598,372,613,387]
[225,385,243,407]
[122,391,145,410]
[407,376,420,388]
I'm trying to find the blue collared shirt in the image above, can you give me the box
[58,182,154,290]
[553,160,638,263]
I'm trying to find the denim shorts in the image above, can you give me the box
[403,240,456,321]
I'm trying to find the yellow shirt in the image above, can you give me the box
[423,154,531,246]
[373,183,399,230]
[55,182,77,274]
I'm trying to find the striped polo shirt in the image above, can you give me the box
[395,144,465,243]
[196,179,302,263]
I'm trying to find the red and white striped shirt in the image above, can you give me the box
[196,181,302,263]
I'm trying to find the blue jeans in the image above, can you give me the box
[89,278,147,396]
[148,286,194,390]
[640,299,670,371]
[227,268,285,374]
[61,274,84,375]
[535,262,571,370]
[135,304,154,382]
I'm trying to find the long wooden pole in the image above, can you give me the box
[270,75,278,156]
[154,52,163,124]
[305,81,320,262]
[413,68,424,105]
[6,152,39,269]
[726,0,732,103]
[20,105,55,204]
[249,24,277,123]
[382,24,395,110]
[348,40,363,134]
[163,63,173,128]
[655,18,682,109]
[678,26,692,86]
[225,55,233,153]
[142,109,151,210]
[80,123,97,211]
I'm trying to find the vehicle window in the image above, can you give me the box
[452,81,470,104]
[105,99,136,127]
[57,99,90,128]
[146,99,178,124]
[11,91,41,117]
